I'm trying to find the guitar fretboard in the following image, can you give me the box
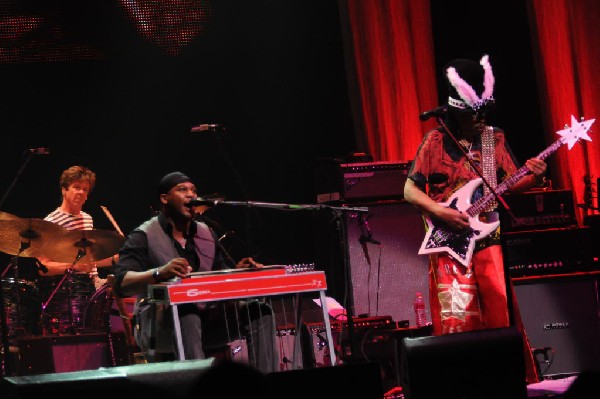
[468,137,565,218]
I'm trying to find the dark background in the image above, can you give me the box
[0,1,542,271]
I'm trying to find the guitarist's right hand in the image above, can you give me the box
[433,205,470,231]
[405,179,471,231]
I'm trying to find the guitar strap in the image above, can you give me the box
[481,125,497,211]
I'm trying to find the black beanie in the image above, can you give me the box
[157,171,192,196]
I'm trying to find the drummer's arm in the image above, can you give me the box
[94,255,119,268]
[90,255,119,290]
[37,255,118,276]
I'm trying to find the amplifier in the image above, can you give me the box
[503,227,596,277]
[584,214,600,260]
[300,315,395,368]
[16,332,129,375]
[300,316,411,392]
[315,160,410,203]
[501,189,577,232]
[275,325,303,371]
[512,273,600,377]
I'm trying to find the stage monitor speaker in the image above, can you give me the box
[345,201,430,324]
[16,332,129,375]
[400,327,527,399]
[267,361,383,399]
[513,273,600,377]
[1,358,215,399]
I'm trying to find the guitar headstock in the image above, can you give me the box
[556,115,595,150]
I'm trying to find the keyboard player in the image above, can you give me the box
[111,171,279,373]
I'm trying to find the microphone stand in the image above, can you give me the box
[0,240,31,377]
[210,128,264,260]
[0,149,48,375]
[323,205,368,365]
[201,200,369,364]
[356,213,382,316]
[0,150,35,209]
[193,213,238,269]
[437,115,518,325]
[0,262,11,377]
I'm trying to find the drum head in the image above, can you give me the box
[82,283,114,332]
[38,274,95,335]
[1,278,42,340]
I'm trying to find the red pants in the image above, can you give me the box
[428,246,540,383]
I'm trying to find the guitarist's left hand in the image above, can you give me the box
[512,158,547,192]
[525,158,547,177]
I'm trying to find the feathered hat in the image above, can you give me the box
[445,54,495,112]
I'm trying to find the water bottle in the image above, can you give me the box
[414,291,427,327]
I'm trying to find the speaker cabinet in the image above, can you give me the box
[314,201,430,325]
[343,201,430,324]
[2,358,215,398]
[400,327,527,399]
[15,332,129,375]
[513,273,600,377]
[267,362,384,399]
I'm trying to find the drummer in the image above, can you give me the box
[38,165,115,289]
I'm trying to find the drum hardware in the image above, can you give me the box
[41,229,125,265]
[41,268,82,335]
[0,148,49,376]
[0,217,65,376]
[39,229,125,335]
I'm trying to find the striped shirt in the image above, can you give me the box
[44,208,94,231]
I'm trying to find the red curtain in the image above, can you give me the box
[527,0,600,222]
[342,0,437,162]
[343,0,600,222]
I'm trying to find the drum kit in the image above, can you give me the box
[0,211,125,345]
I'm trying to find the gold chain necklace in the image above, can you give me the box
[458,139,474,158]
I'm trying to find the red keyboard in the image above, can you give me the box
[148,267,327,305]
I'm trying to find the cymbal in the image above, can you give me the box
[43,229,125,264]
[0,218,67,257]
[0,211,20,221]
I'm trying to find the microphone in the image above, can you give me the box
[186,198,221,207]
[190,124,225,133]
[419,105,447,121]
[29,148,50,155]
[358,214,381,245]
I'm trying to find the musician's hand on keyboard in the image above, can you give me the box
[163,257,192,278]
[235,257,263,269]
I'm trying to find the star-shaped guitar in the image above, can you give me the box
[418,115,595,267]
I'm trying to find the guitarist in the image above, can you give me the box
[404,55,546,384]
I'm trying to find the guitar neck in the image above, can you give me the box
[468,137,565,217]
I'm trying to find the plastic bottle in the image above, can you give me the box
[414,291,427,327]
